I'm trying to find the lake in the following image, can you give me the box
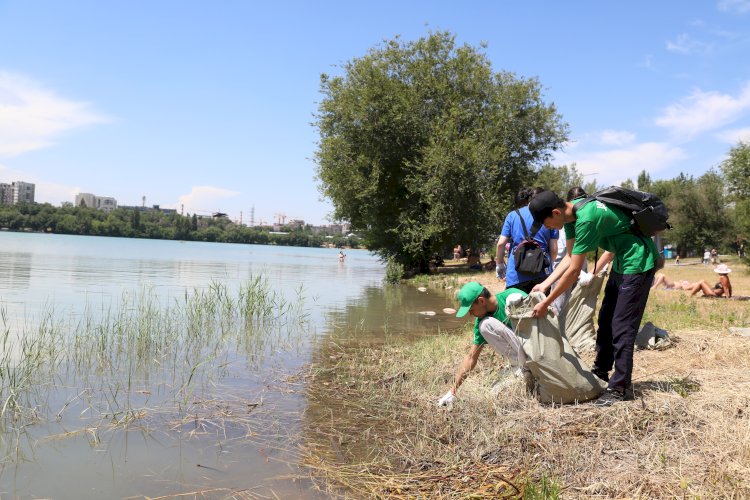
[0,232,464,498]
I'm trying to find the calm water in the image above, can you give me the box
[0,232,463,498]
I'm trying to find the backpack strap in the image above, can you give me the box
[515,209,532,240]
[573,196,595,214]
[573,196,598,273]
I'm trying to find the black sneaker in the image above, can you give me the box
[593,388,630,407]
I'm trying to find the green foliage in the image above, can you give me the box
[534,163,598,198]
[315,31,568,273]
[0,203,342,249]
[722,141,750,241]
[384,257,405,284]
[637,169,652,191]
[522,474,562,500]
[664,170,732,253]
[668,376,701,398]
[722,140,750,199]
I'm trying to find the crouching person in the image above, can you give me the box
[437,282,528,406]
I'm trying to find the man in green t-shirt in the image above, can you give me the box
[437,282,528,406]
[527,190,659,407]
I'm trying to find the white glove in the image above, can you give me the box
[437,390,456,406]
[496,263,506,279]
[506,293,525,306]
[578,271,593,286]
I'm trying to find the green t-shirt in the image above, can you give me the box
[473,288,528,345]
[564,200,659,274]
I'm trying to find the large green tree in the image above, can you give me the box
[534,163,598,199]
[315,32,568,272]
[721,140,750,242]
[663,171,732,254]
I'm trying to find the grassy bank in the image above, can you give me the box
[302,257,750,497]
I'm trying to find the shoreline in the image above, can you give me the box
[301,257,750,497]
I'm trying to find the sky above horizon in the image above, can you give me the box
[1,1,750,225]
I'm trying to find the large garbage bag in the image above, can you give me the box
[507,292,606,404]
[561,268,608,352]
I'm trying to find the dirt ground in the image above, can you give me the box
[302,255,750,498]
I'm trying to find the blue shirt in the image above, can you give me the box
[501,206,558,287]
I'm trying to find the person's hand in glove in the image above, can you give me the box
[578,271,594,286]
[495,262,506,279]
[437,389,457,407]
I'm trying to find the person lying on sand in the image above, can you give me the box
[437,282,528,406]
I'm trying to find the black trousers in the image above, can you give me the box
[593,269,655,391]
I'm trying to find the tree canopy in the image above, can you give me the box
[722,141,750,240]
[315,31,568,272]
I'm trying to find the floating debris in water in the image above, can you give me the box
[418,311,436,316]
[442,308,456,315]
[417,286,427,292]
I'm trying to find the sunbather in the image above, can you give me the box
[688,264,732,298]
[651,273,694,291]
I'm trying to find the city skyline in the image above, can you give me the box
[1,1,750,225]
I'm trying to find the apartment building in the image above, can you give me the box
[0,181,36,205]
[75,192,118,212]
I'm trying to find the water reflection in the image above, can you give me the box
[0,232,463,497]
[323,284,462,341]
[0,250,32,289]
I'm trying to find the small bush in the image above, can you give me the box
[384,257,405,284]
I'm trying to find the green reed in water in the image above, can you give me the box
[0,276,309,431]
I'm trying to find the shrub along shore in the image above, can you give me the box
[301,257,750,498]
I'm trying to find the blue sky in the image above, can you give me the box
[1,1,749,225]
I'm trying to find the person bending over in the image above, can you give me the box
[437,282,528,405]
[527,190,659,407]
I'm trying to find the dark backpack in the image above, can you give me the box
[512,210,549,275]
[574,186,671,236]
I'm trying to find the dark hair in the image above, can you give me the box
[478,287,491,300]
[531,186,546,198]
[566,186,587,202]
[514,188,534,208]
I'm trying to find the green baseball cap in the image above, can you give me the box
[456,281,484,318]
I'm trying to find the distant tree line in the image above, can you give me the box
[0,203,360,249]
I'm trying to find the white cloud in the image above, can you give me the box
[174,186,240,215]
[666,33,714,55]
[638,54,654,70]
[716,126,750,143]
[655,82,750,138]
[0,71,110,158]
[718,0,750,13]
[598,129,636,146]
[556,142,686,186]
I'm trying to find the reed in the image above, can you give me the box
[0,276,310,464]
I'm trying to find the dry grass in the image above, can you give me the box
[299,256,750,498]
